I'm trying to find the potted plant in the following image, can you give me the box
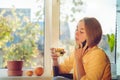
[0,8,41,76]
[3,39,39,76]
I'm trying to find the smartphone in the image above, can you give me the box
[82,40,87,48]
[75,40,87,49]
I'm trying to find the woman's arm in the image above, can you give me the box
[59,52,74,73]
[51,48,74,75]
[74,47,86,79]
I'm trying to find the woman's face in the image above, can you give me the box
[75,20,87,45]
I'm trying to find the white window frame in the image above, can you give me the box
[42,0,53,77]
[43,0,60,77]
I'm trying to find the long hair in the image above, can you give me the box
[80,17,102,47]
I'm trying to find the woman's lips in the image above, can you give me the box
[75,37,79,41]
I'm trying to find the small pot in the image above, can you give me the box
[8,70,23,76]
[7,61,23,76]
[7,61,23,71]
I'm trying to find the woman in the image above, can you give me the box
[51,17,111,80]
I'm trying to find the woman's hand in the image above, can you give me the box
[75,47,83,61]
[75,43,88,60]
[50,48,59,66]
[74,43,87,79]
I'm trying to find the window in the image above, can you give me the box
[0,0,45,68]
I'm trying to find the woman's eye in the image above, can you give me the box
[80,31,83,33]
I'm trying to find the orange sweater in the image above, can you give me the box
[59,46,111,80]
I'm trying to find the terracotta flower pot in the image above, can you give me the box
[8,70,23,76]
[7,61,23,71]
[7,61,23,76]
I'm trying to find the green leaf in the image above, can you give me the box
[107,33,115,52]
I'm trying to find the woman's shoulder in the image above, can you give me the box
[89,46,109,61]
[92,46,105,54]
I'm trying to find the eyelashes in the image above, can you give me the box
[80,31,84,33]
[76,29,84,34]
[76,27,84,34]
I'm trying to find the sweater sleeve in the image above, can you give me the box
[59,52,74,73]
[80,49,111,80]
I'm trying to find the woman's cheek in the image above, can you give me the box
[76,39,81,45]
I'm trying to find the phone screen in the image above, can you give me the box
[82,40,87,48]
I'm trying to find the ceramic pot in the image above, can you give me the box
[8,70,23,76]
[7,61,23,76]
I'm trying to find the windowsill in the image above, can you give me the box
[0,76,52,80]
[0,75,118,80]
[0,69,119,80]
[0,69,52,80]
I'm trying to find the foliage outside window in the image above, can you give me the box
[0,8,40,68]
[0,16,12,48]
[0,0,45,68]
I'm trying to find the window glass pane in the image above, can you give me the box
[60,0,116,63]
[0,0,44,68]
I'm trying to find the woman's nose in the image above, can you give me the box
[75,31,79,36]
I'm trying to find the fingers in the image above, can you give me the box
[50,48,66,56]
[50,48,59,60]
[50,48,55,54]
[51,53,59,61]
[82,44,88,50]
[75,43,83,50]
[51,53,59,57]
[75,44,84,57]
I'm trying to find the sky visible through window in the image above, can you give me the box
[60,0,116,64]
[60,0,116,40]
[0,0,44,21]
